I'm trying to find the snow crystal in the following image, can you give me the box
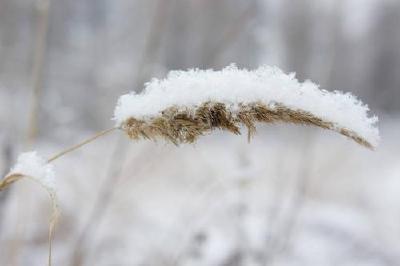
[8,152,56,194]
[113,64,379,147]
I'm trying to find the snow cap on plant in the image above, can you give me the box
[1,151,59,223]
[3,152,56,194]
[114,64,379,148]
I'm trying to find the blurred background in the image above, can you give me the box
[0,0,399,265]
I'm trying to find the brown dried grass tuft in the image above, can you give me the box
[121,101,373,148]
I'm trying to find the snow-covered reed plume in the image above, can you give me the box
[0,64,379,265]
[114,65,379,148]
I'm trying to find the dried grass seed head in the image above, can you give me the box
[115,65,379,148]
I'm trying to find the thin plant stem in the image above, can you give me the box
[12,1,51,262]
[47,127,119,163]
[70,134,128,266]
[0,140,13,226]
[27,0,51,146]
[0,139,14,263]
[48,228,52,266]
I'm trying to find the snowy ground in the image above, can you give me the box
[0,115,399,266]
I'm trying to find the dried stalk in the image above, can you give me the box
[47,127,119,163]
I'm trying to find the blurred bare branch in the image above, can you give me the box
[0,137,14,231]
[134,0,175,90]
[264,133,316,265]
[70,1,175,264]
[70,136,127,266]
[201,1,258,68]
[27,0,51,146]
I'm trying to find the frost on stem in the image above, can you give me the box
[114,64,379,148]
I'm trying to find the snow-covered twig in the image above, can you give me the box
[0,152,58,266]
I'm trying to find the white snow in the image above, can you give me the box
[8,151,56,195]
[113,64,379,147]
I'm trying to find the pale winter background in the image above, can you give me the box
[0,0,399,265]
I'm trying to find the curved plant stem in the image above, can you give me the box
[0,127,118,266]
[47,127,119,163]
